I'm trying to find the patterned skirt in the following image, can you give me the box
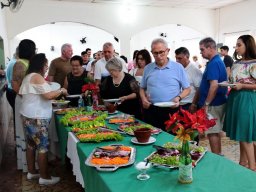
[223,90,256,142]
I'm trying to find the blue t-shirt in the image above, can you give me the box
[199,55,227,106]
[6,58,16,89]
[140,59,190,103]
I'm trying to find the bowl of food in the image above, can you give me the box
[104,102,117,114]
[134,128,151,143]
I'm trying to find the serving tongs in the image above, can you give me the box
[98,127,127,135]
[96,146,121,152]
[152,145,176,152]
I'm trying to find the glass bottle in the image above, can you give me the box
[86,91,93,112]
[178,140,193,184]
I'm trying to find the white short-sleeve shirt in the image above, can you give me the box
[94,57,128,80]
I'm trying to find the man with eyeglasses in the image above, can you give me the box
[197,37,227,155]
[140,38,191,130]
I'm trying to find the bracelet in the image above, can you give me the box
[177,96,182,101]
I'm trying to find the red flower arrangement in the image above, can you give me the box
[82,83,98,93]
[81,78,99,94]
[165,108,216,142]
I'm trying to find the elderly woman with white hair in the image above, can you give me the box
[100,57,141,118]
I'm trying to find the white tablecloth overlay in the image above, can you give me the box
[67,132,85,188]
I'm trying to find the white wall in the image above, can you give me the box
[216,0,256,56]
[131,24,205,61]
[4,0,215,59]
[0,9,9,64]
[13,22,121,63]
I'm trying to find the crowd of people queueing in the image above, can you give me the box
[4,34,256,185]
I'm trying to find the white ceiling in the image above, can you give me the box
[53,0,247,9]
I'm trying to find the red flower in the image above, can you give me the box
[165,107,216,141]
[82,83,99,93]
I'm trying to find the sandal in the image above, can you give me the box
[239,161,249,168]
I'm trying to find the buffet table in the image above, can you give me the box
[55,114,256,192]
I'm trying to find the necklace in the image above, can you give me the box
[112,73,124,87]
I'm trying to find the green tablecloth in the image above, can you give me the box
[55,114,71,163]
[56,114,256,192]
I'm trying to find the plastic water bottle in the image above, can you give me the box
[78,96,84,108]
[86,93,93,112]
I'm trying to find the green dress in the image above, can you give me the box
[223,60,256,142]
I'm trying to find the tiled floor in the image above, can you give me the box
[0,119,240,192]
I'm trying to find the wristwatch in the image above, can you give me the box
[205,101,210,106]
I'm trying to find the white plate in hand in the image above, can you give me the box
[52,100,70,105]
[48,82,61,91]
[66,94,81,98]
[103,98,121,103]
[154,101,176,107]
[218,82,236,87]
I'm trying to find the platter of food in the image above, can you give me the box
[85,144,136,171]
[75,128,123,143]
[118,122,161,136]
[54,108,78,115]
[60,110,107,126]
[145,142,207,168]
[107,114,135,124]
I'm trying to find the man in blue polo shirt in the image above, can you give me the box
[198,37,227,155]
[140,38,191,130]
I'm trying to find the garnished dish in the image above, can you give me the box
[60,110,107,126]
[108,115,135,124]
[54,108,78,115]
[145,142,207,168]
[85,145,136,171]
[75,128,123,143]
[118,121,161,135]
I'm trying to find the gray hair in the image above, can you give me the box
[61,43,72,52]
[199,37,216,49]
[151,38,168,49]
[106,57,123,71]
[103,42,114,50]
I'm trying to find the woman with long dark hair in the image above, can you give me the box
[129,49,152,84]
[19,53,67,185]
[12,39,36,172]
[224,35,256,171]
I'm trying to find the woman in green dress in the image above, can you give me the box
[223,35,256,171]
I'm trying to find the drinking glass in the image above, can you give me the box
[134,161,151,180]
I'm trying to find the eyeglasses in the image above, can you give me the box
[151,49,168,56]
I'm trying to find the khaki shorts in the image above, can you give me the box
[205,104,226,134]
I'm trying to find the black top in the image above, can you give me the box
[223,55,234,68]
[67,70,87,106]
[100,73,141,118]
